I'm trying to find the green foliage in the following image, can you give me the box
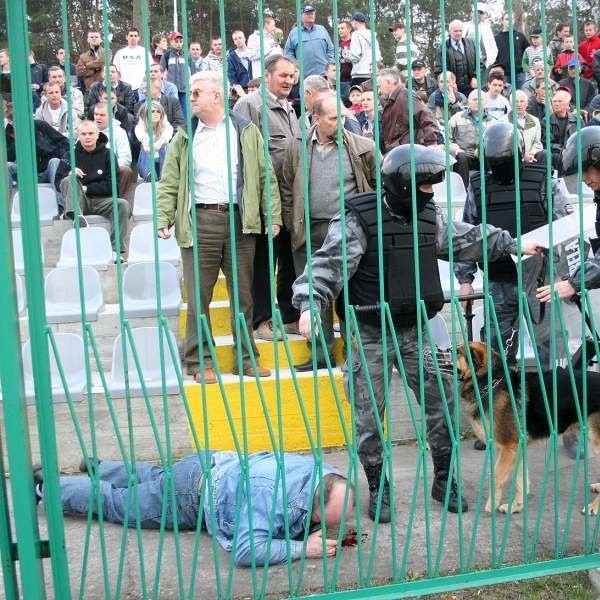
[1,0,597,72]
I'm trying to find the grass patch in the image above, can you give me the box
[420,570,594,599]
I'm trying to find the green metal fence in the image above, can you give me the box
[2,0,600,597]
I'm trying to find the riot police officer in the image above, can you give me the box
[537,126,600,301]
[455,121,571,368]
[292,144,543,522]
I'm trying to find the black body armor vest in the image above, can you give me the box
[335,192,444,328]
[471,164,547,280]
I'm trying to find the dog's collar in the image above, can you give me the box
[474,377,504,397]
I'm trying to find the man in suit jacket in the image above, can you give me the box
[434,20,477,98]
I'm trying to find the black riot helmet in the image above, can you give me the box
[562,126,600,176]
[483,122,523,184]
[381,144,453,215]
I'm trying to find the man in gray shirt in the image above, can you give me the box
[280,93,378,370]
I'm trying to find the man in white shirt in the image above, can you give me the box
[112,27,154,100]
[463,2,498,75]
[156,71,280,384]
[93,102,135,197]
[247,16,282,78]
[485,72,511,121]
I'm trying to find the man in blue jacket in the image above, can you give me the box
[161,31,190,118]
[227,30,253,91]
[35,451,355,567]
[284,5,334,77]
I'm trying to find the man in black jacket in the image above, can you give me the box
[434,20,477,98]
[494,12,529,88]
[59,121,130,257]
[88,65,135,115]
[134,80,185,131]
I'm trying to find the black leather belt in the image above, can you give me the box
[196,203,238,212]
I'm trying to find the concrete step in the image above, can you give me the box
[210,334,345,372]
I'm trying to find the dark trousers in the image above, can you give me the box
[181,206,257,375]
[60,176,130,252]
[453,152,481,189]
[252,226,299,329]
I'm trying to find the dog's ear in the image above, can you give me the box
[469,341,489,372]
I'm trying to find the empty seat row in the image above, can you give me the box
[12,222,181,274]
[10,181,158,228]
[21,327,181,403]
[19,262,182,323]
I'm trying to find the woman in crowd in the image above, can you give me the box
[135,101,173,181]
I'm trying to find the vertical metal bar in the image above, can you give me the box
[4,0,71,597]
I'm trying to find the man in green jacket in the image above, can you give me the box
[156,71,281,384]
[280,93,378,370]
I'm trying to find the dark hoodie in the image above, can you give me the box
[74,131,120,197]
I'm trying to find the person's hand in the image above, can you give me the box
[520,240,546,256]
[459,282,474,311]
[305,530,337,559]
[447,90,456,103]
[72,168,85,178]
[536,280,577,303]
[232,84,245,97]
[470,77,477,90]
[299,309,318,340]
[523,151,536,163]
[266,224,281,237]
[143,143,150,153]
[81,185,87,193]
[157,228,171,239]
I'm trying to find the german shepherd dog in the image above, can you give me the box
[456,341,600,514]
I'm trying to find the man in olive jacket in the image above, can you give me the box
[280,94,378,370]
[156,71,281,384]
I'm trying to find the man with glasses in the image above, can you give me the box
[157,72,280,384]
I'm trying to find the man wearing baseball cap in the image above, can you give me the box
[348,12,382,86]
[161,31,190,117]
[389,22,421,80]
[410,59,436,102]
[463,2,498,74]
[284,5,334,77]
[558,59,597,113]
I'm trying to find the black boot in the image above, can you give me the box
[364,463,391,523]
[431,453,468,513]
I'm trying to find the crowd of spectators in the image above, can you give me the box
[2,6,600,361]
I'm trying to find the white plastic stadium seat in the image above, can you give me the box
[132,182,155,221]
[437,259,484,297]
[12,228,45,275]
[127,223,180,265]
[56,227,113,271]
[122,261,182,318]
[22,332,87,403]
[109,327,181,398]
[45,266,104,323]
[16,274,26,315]
[428,313,451,350]
[433,171,467,206]
[11,185,58,227]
